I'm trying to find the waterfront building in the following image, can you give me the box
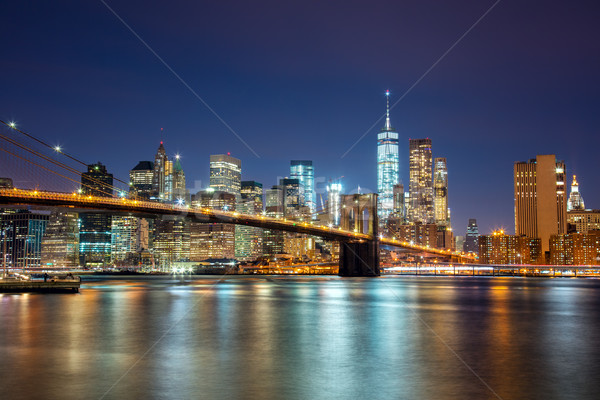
[235,181,264,262]
[111,216,139,263]
[153,217,190,268]
[264,185,284,255]
[1,208,49,270]
[190,190,236,261]
[377,90,399,224]
[290,160,315,215]
[152,142,168,201]
[408,138,434,224]
[280,178,308,218]
[284,236,316,260]
[514,155,567,256]
[567,175,585,211]
[79,163,113,266]
[478,230,542,264]
[209,154,241,199]
[567,209,600,234]
[395,222,438,248]
[463,219,479,254]
[129,161,154,200]
[436,225,454,250]
[40,211,79,268]
[549,232,600,265]
[433,157,449,226]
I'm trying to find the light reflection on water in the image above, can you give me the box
[1,276,600,399]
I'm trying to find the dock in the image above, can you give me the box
[0,274,81,293]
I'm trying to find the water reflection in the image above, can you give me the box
[1,276,600,399]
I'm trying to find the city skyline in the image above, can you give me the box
[2,1,600,236]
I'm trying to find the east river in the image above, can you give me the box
[1,275,600,400]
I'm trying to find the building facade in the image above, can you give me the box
[79,162,113,266]
[377,90,399,224]
[40,211,79,268]
[479,231,542,265]
[550,232,600,265]
[408,138,434,224]
[567,175,585,211]
[463,218,479,254]
[129,161,154,200]
[433,157,449,226]
[209,154,241,199]
[1,209,50,270]
[514,155,567,256]
[567,210,600,234]
[290,160,315,216]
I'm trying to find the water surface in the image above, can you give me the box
[1,275,599,400]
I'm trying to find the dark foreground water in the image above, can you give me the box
[1,276,600,400]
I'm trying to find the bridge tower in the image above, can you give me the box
[338,193,380,277]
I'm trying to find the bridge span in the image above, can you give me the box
[0,188,477,275]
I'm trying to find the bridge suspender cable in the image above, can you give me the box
[0,119,133,191]
[0,133,118,197]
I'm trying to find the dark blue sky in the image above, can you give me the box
[2,0,599,236]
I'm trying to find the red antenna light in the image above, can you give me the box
[227,152,231,156]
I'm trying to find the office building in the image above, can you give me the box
[377,90,399,223]
[235,181,264,262]
[190,189,236,261]
[567,210,600,234]
[290,160,315,215]
[514,155,567,255]
[79,163,113,266]
[433,157,449,226]
[209,154,241,198]
[326,182,342,226]
[111,216,140,263]
[1,209,50,270]
[172,155,187,203]
[153,217,190,268]
[40,211,79,268]
[463,219,479,254]
[567,175,585,211]
[264,185,284,255]
[129,161,154,200]
[408,138,434,224]
[152,142,168,201]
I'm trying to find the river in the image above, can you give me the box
[1,275,599,399]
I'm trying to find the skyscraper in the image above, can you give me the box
[326,182,342,226]
[290,160,315,215]
[152,142,168,201]
[236,181,264,261]
[514,155,567,255]
[79,163,113,266]
[172,155,187,203]
[210,154,241,199]
[40,211,79,268]
[129,161,154,200]
[377,90,399,223]
[567,175,585,211]
[434,157,449,226]
[1,209,49,270]
[463,218,479,254]
[408,138,433,224]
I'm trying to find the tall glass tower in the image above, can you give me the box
[377,90,399,223]
[290,160,315,216]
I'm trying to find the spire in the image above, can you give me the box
[384,90,392,131]
[572,175,579,190]
[174,154,183,172]
[567,174,585,211]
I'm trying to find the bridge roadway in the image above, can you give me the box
[0,188,476,261]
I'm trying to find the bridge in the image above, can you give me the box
[0,119,477,276]
[0,188,476,275]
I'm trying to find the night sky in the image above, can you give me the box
[2,0,599,236]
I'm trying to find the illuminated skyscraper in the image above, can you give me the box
[433,157,449,226]
[463,218,479,254]
[41,211,79,268]
[152,142,168,201]
[129,161,154,200]
[236,181,264,261]
[408,138,434,224]
[327,182,342,226]
[514,155,567,255]
[290,160,315,215]
[567,175,585,211]
[377,90,399,223]
[79,162,113,266]
[172,155,187,203]
[210,154,241,199]
[111,216,139,263]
